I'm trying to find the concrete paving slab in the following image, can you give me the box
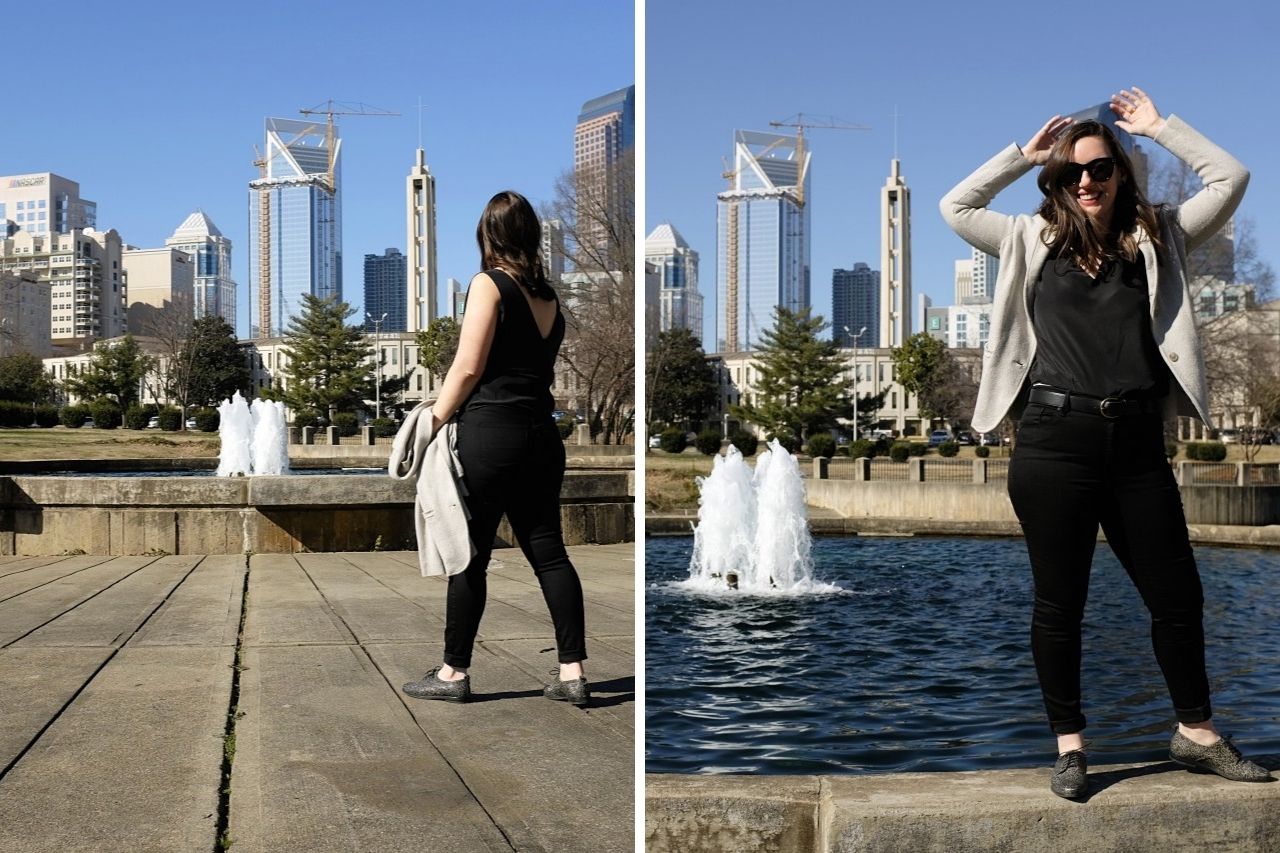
[293,553,438,643]
[0,555,113,602]
[11,556,200,648]
[0,557,154,646]
[370,641,634,853]
[242,553,354,646]
[230,643,513,853]
[0,554,81,581]
[0,647,112,770]
[0,646,233,853]
[131,554,246,647]
[481,637,634,735]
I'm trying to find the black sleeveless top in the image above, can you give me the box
[461,268,565,416]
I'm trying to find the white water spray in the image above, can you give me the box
[216,391,290,477]
[687,439,835,594]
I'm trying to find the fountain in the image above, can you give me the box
[216,391,290,477]
[686,439,836,594]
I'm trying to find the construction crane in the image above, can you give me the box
[298,100,400,192]
[767,113,870,207]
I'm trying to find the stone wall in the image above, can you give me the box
[0,472,634,556]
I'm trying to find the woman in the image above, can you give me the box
[401,190,589,706]
[940,88,1270,798]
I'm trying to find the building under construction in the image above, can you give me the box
[715,129,811,353]
[248,117,343,339]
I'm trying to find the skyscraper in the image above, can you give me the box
[541,218,567,284]
[249,117,342,339]
[717,130,811,352]
[832,263,879,348]
[405,148,437,331]
[969,247,999,303]
[645,223,703,341]
[574,85,635,269]
[166,211,235,329]
[0,173,96,237]
[364,248,407,332]
[879,158,911,348]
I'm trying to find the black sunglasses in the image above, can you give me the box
[1059,157,1116,187]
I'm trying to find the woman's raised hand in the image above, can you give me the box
[1111,87,1166,138]
[1021,115,1074,165]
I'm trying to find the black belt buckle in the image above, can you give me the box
[1099,397,1124,419]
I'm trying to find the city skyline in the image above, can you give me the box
[647,0,1280,348]
[0,0,633,341]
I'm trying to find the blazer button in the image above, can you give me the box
[1168,352,1179,362]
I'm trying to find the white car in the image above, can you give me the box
[648,434,662,448]
[146,416,160,429]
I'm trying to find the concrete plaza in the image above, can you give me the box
[0,544,634,852]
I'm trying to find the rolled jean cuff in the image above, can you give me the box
[1175,702,1212,724]
[1050,715,1086,735]
[558,649,588,665]
[443,653,472,669]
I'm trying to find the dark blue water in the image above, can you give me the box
[646,536,1280,774]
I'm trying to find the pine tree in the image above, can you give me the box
[647,327,717,429]
[731,307,848,442]
[266,294,372,421]
[182,316,250,408]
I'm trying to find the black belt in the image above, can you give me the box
[1028,385,1162,419]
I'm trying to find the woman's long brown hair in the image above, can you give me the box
[476,190,555,300]
[1035,121,1165,268]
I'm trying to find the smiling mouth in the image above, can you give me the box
[1078,191,1103,206]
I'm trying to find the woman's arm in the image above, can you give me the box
[1112,87,1249,253]
[938,116,1068,256]
[429,273,501,430]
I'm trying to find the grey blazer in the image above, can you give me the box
[939,114,1249,434]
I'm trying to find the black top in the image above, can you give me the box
[462,268,565,416]
[1028,250,1168,399]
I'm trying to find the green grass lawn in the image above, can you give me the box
[0,427,221,462]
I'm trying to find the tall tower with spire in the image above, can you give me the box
[405,148,438,331]
[879,158,911,348]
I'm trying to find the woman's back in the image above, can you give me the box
[463,268,564,416]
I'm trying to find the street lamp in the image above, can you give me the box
[843,325,867,438]
[366,312,388,421]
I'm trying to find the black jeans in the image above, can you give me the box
[443,407,587,669]
[1007,402,1211,734]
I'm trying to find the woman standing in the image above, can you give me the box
[401,190,589,706]
[941,88,1270,798]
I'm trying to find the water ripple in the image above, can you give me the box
[646,535,1280,774]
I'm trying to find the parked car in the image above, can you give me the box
[869,428,894,441]
[1218,428,1240,444]
[954,430,976,446]
[146,416,160,429]
[978,433,1001,447]
[648,434,662,449]
[185,417,198,429]
[83,417,96,429]
[927,429,952,447]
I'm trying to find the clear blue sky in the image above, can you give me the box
[646,0,1280,347]
[0,0,633,339]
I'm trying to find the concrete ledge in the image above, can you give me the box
[645,516,1280,548]
[646,759,1280,852]
[1,472,634,555]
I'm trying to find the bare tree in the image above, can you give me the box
[1147,147,1278,454]
[1200,304,1280,461]
[546,150,635,444]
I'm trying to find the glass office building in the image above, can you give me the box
[363,248,407,332]
[832,263,880,348]
[715,130,810,352]
[249,118,342,338]
[166,211,235,329]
